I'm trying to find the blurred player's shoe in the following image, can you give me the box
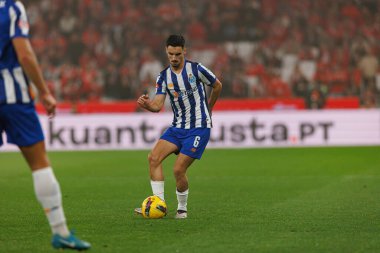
[175,210,187,219]
[51,231,91,251]
[134,207,142,215]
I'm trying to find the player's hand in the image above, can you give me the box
[137,94,150,109]
[40,93,56,119]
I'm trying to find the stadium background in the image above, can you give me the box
[26,0,379,112]
[1,1,380,253]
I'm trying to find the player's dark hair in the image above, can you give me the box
[166,35,185,48]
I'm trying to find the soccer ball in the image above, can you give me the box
[141,196,167,219]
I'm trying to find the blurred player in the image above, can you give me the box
[136,35,222,218]
[0,0,90,250]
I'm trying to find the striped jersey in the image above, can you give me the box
[0,0,32,105]
[156,60,217,129]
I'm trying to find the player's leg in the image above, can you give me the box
[134,138,178,215]
[135,127,179,215]
[20,141,91,250]
[19,140,50,170]
[173,128,211,219]
[148,139,179,200]
[20,141,69,235]
[173,153,195,218]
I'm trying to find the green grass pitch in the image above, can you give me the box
[1,146,380,253]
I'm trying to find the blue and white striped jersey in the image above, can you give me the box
[156,60,217,129]
[0,0,32,105]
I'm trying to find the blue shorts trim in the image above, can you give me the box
[0,103,44,147]
[160,127,211,159]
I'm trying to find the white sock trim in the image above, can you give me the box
[176,189,189,195]
[32,166,53,177]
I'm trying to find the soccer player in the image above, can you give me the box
[136,35,222,218]
[0,1,90,250]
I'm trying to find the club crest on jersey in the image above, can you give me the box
[188,74,196,85]
[168,83,174,89]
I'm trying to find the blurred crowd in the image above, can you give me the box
[27,0,380,108]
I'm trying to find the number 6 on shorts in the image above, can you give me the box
[193,136,201,147]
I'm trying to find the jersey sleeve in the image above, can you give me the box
[197,63,217,87]
[9,1,30,39]
[155,73,167,95]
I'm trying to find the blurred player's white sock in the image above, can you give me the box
[32,167,69,237]
[150,180,165,201]
[176,189,189,211]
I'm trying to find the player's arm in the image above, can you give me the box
[12,37,56,118]
[137,94,166,113]
[208,79,222,113]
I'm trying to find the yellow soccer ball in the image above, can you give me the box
[141,196,167,219]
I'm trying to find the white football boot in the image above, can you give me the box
[175,210,187,219]
[134,207,142,215]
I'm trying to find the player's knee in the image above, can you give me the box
[173,167,185,179]
[148,152,160,167]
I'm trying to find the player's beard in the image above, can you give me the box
[171,61,179,68]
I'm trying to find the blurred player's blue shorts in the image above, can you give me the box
[160,127,211,159]
[0,103,44,147]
